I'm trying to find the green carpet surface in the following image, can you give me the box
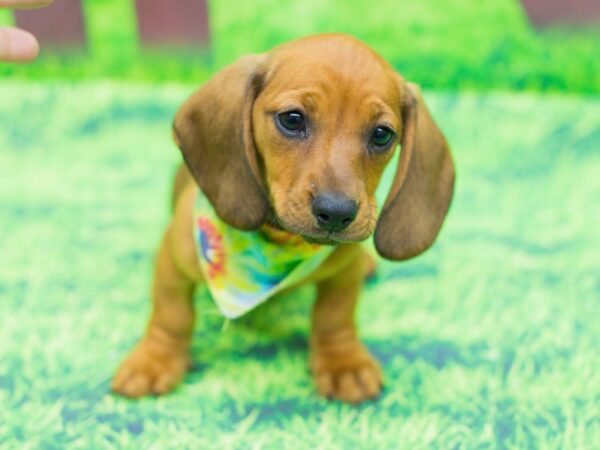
[0,82,598,449]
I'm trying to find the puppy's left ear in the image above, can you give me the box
[374,81,455,260]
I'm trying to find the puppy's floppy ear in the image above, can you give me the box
[173,54,270,230]
[374,81,455,260]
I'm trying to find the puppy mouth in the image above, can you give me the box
[301,230,369,245]
[271,216,370,245]
[302,234,339,245]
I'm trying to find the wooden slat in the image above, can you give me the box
[14,0,86,49]
[521,0,600,27]
[135,0,210,48]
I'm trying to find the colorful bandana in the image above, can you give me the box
[193,191,335,318]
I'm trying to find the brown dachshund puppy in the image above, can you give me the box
[112,34,454,404]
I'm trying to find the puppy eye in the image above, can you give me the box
[370,126,395,148]
[276,110,306,134]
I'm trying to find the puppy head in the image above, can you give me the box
[174,34,454,260]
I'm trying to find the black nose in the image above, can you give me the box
[312,194,358,232]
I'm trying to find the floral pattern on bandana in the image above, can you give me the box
[194,190,335,318]
[197,217,226,281]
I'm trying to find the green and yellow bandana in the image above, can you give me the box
[193,191,335,318]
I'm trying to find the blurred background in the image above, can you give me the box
[1,0,599,91]
[0,1,598,448]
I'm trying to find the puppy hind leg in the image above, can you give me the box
[362,248,378,280]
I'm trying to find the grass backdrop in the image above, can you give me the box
[0,0,599,93]
[0,82,598,448]
[1,0,599,447]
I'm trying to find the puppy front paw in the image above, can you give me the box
[310,341,383,404]
[111,339,189,398]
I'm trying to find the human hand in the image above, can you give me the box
[0,0,54,63]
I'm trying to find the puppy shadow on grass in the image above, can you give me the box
[186,281,481,402]
[188,284,316,375]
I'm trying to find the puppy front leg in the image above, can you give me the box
[112,224,195,398]
[310,249,383,404]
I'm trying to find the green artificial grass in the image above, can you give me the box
[0,82,598,448]
[0,0,599,93]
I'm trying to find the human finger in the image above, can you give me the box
[0,26,39,62]
[0,0,54,10]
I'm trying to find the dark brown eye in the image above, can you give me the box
[371,126,395,148]
[276,110,305,134]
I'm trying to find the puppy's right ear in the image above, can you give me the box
[173,55,270,230]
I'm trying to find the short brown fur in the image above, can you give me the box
[112,34,454,404]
